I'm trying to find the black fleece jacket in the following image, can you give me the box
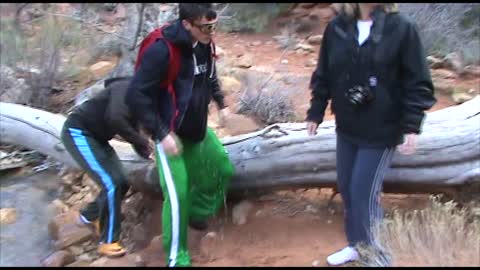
[67,77,151,158]
[307,7,437,147]
[126,20,225,143]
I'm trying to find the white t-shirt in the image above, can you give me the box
[357,20,373,46]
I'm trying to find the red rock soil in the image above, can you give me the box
[97,28,478,267]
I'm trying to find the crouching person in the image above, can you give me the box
[61,77,153,257]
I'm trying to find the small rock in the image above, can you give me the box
[49,199,70,215]
[134,255,146,267]
[431,69,457,79]
[305,205,318,214]
[71,185,82,193]
[472,207,480,217]
[82,174,98,189]
[235,54,254,68]
[83,243,97,252]
[81,240,92,247]
[296,188,306,194]
[219,76,242,93]
[90,257,109,267]
[66,260,91,267]
[61,175,74,186]
[327,219,332,224]
[232,200,253,225]
[302,188,320,200]
[0,208,17,225]
[82,193,95,205]
[88,61,116,81]
[42,250,75,267]
[130,223,149,248]
[312,260,321,267]
[53,223,93,250]
[199,231,219,259]
[205,231,217,238]
[461,65,480,79]
[296,49,311,56]
[251,41,263,46]
[443,52,464,73]
[427,55,444,69]
[281,59,289,64]
[77,253,94,263]
[307,35,323,45]
[61,172,83,186]
[67,245,84,256]
[295,43,315,53]
[305,59,317,67]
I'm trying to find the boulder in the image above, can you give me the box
[42,250,75,267]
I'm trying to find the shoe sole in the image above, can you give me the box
[99,251,126,258]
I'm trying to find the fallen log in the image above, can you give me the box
[1,96,479,196]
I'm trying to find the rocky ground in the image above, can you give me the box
[1,3,479,267]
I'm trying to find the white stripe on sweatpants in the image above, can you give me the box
[156,143,180,267]
[368,148,393,248]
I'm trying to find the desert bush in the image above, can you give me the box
[357,195,480,267]
[399,3,480,65]
[237,90,296,125]
[234,68,296,125]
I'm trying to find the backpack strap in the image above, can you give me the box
[209,40,217,78]
[161,40,181,89]
[163,38,181,130]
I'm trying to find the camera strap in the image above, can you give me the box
[366,10,385,93]
[364,32,379,96]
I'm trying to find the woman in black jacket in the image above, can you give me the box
[306,3,436,266]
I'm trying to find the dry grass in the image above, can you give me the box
[237,90,296,125]
[399,3,480,64]
[356,195,480,267]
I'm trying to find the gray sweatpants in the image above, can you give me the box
[335,132,395,248]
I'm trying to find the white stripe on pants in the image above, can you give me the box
[156,143,180,267]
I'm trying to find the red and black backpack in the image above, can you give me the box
[134,24,181,89]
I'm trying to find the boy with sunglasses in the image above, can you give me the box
[126,3,234,267]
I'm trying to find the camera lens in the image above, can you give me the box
[352,93,362,104]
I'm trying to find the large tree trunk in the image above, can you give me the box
[1,96,479,196]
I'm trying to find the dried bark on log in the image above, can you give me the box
[1,96,479,196]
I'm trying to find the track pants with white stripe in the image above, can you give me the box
[335,132,395,253]
[155,128,234,267]
[61,118,129,244]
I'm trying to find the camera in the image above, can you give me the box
[345,85,374,107]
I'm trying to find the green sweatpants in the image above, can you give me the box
[154,128,234,267]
